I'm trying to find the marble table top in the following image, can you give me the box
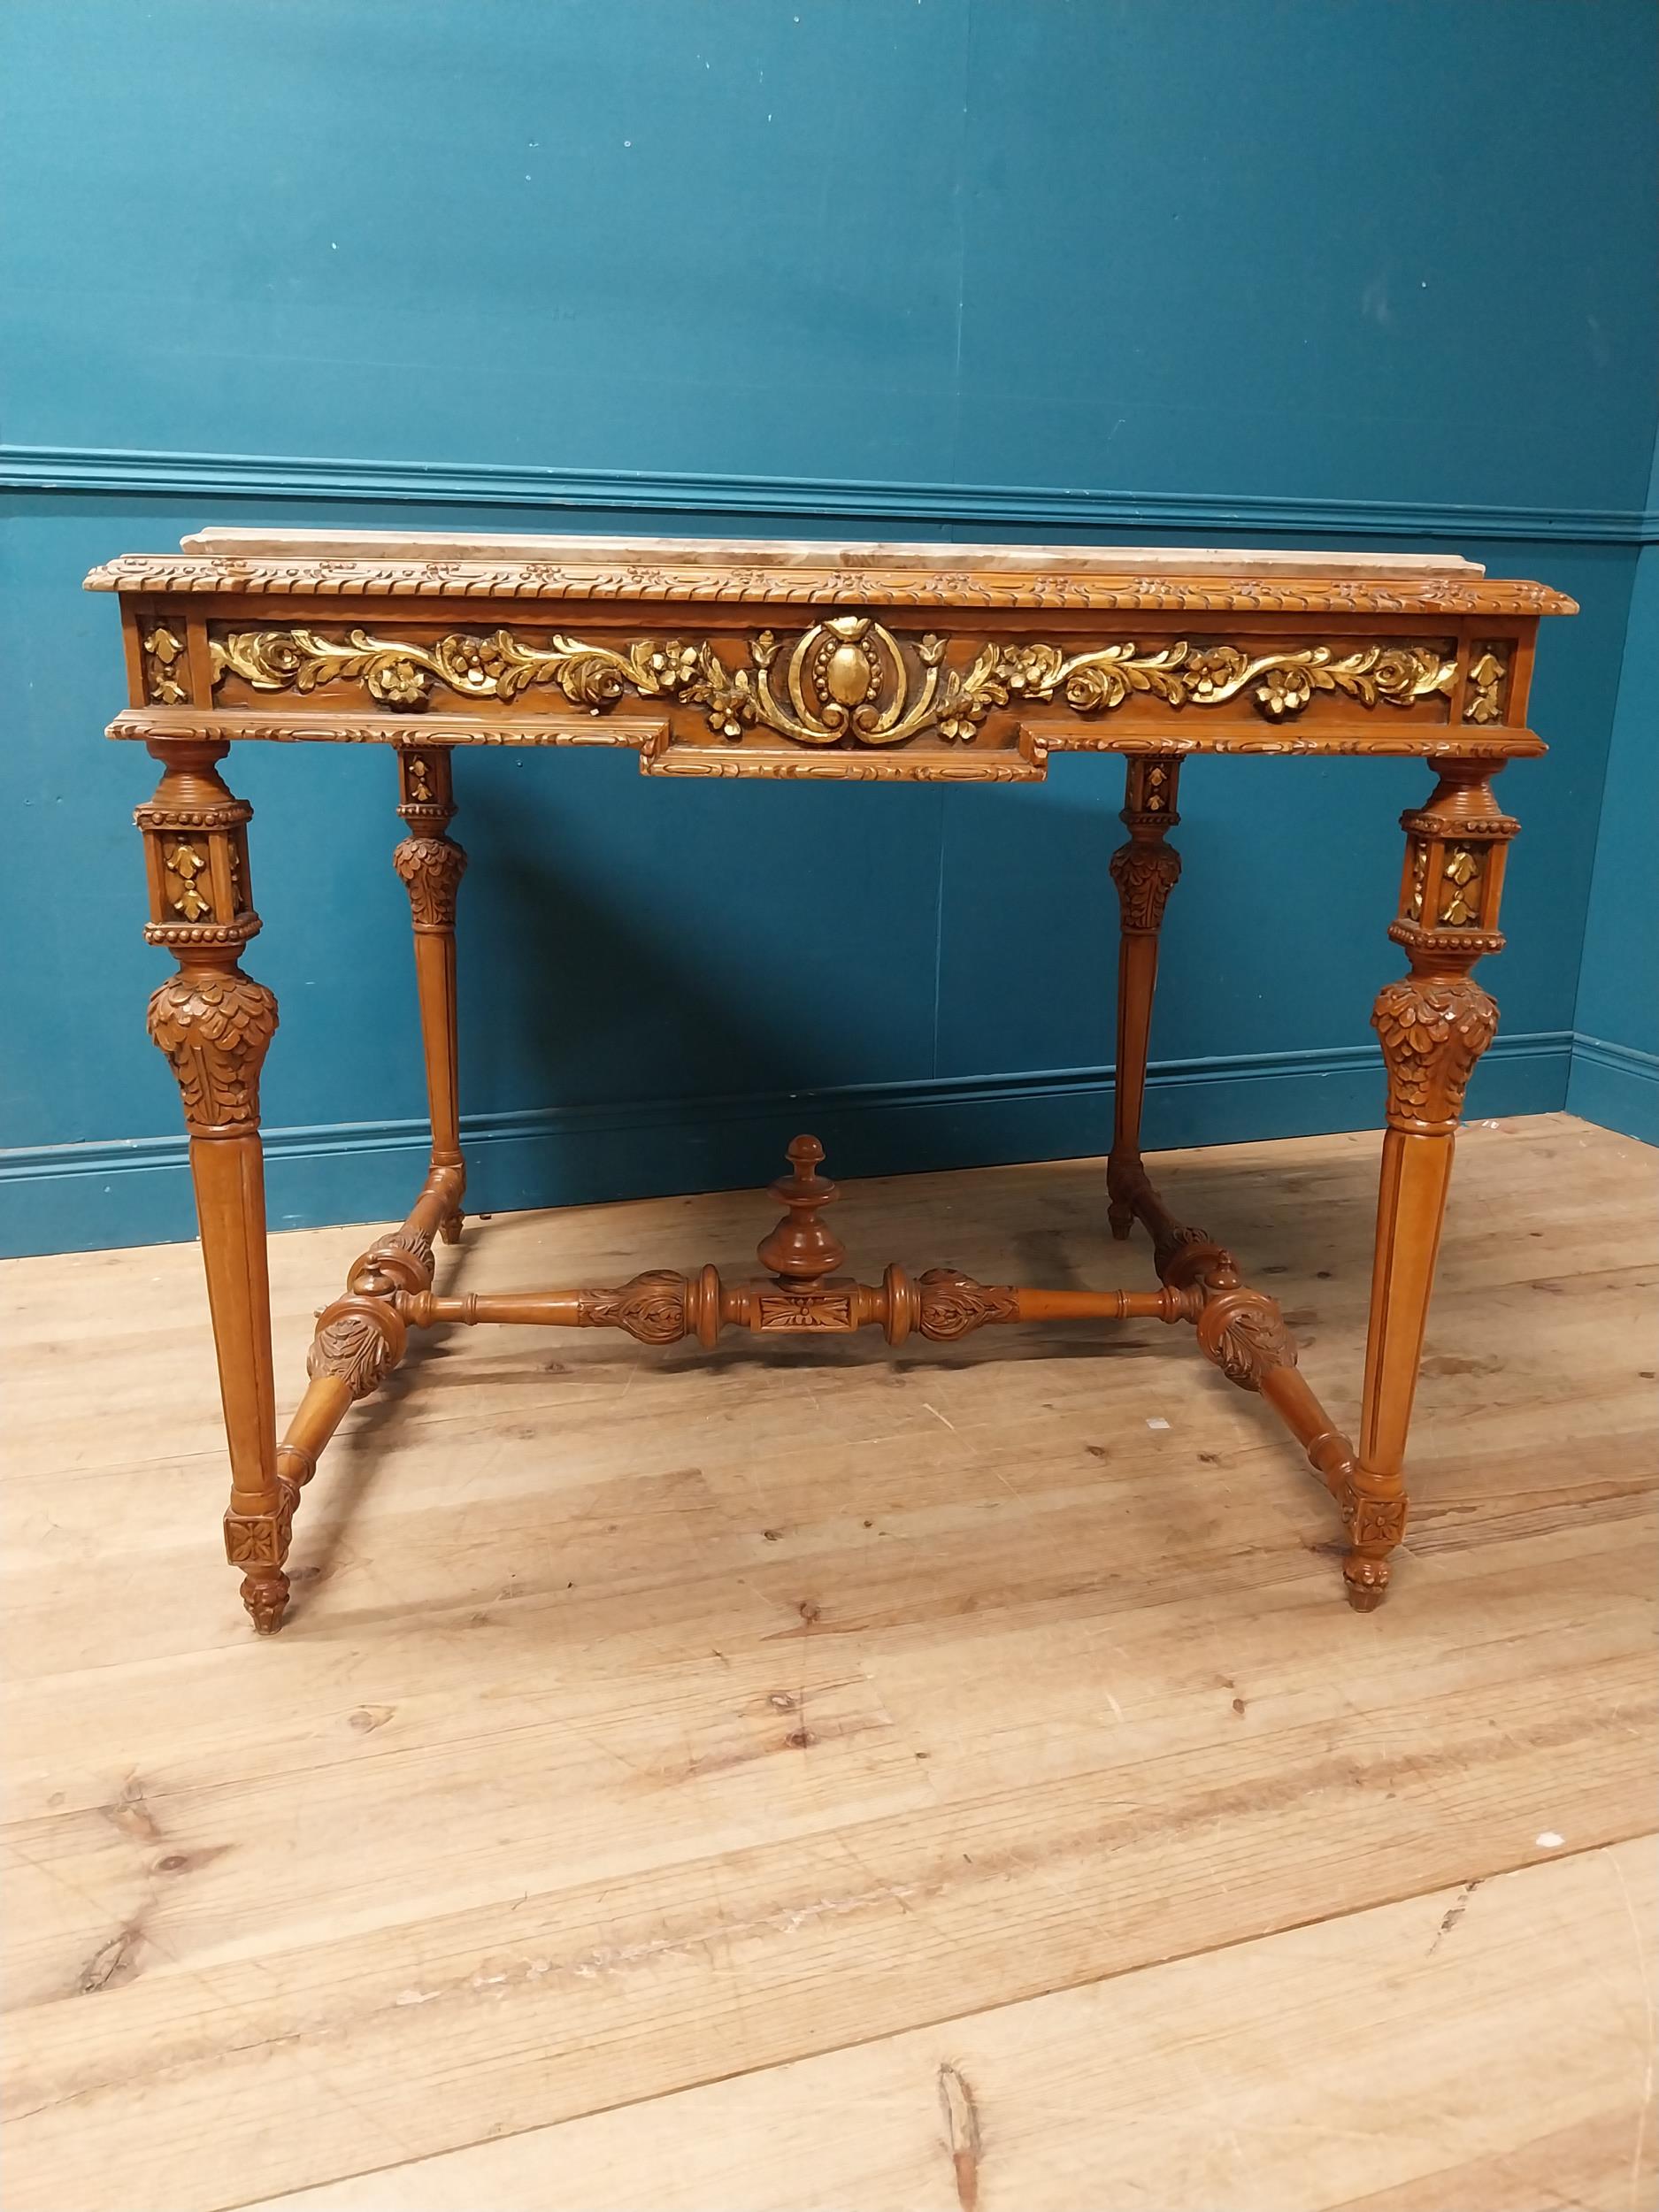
[180,526,1484,578]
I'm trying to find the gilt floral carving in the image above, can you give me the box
[211,621,1459,744]
[165,841,213,922]
[1438,846,1483,927]
[142,623,189,704]
[1463,650,1507,725]
[213,626,713,710]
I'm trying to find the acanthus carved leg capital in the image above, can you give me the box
[394,834,468,931]
[1110,838,1182,935]
[1371,972,1499,1134]
[147,965,279,1135]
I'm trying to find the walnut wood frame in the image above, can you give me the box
[90,540,1573,1631]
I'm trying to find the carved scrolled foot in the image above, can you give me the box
[438,1211,464,1246]
[240,1568,291,1634]
[1107,1201,1134,1242]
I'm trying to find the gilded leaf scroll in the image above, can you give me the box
[212,626,708,710]
[212,620,1458,741]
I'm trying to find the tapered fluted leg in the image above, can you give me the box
[138,739,288,1632]
[1347,760,1515,1608]
[393,745,467,1241]
[1107,757,1182,1239]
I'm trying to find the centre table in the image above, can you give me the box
[86,528,1574,1632]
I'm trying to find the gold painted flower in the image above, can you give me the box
[365,658,429,707]
[694,664,752,739]
[1183,646,1248,702]
[995,644,1056,694]
[641,641,702,695]
[1370,649,1421,702]
[443,640,500,692]
[1254,664,1316,717]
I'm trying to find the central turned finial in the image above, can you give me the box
[757,1134,846,1287]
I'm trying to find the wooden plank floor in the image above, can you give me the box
[3,1112,1655,2212]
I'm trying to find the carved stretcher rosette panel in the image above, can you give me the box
[88,530,1574,1634]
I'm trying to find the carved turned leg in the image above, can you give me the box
[1108,757,1182,1239]
[1347,761,1515,1609]
[138,740,288,1632]
[393,744,467,1241]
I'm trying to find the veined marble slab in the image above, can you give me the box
[181,526,1483,579]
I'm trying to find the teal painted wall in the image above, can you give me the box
[3,0,1656,1255]
[1571,428,1659,1141]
